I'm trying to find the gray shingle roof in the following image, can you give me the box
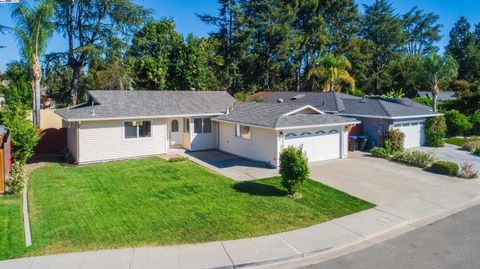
[256,91,360,112]
[417,91,456,101]
[214,102,358,129]
[56,91,236,121]
[341,97,441,118]
[259,91,440,118]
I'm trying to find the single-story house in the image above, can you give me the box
[256,92,442,148]
[417,91,456,102]
[56,90,359,167]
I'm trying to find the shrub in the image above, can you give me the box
[0,102,42,164]
[391,150,437,169]
[168,156,188,162]
[463,141,480,152]
[279,146,310,196]
[370,147,390,159]
[430,161,459,176]
[471,111,480,135]
[425,116,447,147]
[444,110,473,136]
[475,148,480,156]
[233,92,248,101]
[412,96,433,107]
[384,129,405,153]
[6,161,25,194]
[459,162,478,179]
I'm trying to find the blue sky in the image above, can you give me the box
[0,0,479,71]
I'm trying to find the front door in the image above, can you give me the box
[170,118,182,146]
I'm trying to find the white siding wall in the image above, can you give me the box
[218,122,278,166]
[190,117,218,151]
[66,121,79,163]
[77,119,167,164]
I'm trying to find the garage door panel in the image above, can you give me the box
[284,131,341,162]
[393,121,425,149]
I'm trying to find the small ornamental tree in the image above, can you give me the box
[425,116,447,147]
[279,146,309,197]
[384,129,405,153]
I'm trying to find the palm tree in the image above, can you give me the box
[307,54,355,92]
[12,0,55,127]
[0,25,9,48]
[422,53,458,112]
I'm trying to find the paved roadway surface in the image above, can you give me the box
[301,204,480,269]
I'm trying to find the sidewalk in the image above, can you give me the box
[2,193,480,269]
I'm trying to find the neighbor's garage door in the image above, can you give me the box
[284,129,341,162]
[393,121,425,148]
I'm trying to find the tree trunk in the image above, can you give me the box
[31,80,36,125]
[32,57,42,127]
[432,85,439,112]
[70,64,82,105]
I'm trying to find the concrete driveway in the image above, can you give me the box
[183,150,279,181]
[414,144,480,172]
[309,152,480,221]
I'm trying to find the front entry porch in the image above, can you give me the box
[166,116,218,152]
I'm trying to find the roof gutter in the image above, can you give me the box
[337,113,443,120]
[57,112,226,122]
[212,118,361,131]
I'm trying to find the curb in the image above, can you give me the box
[252,195,480,269]
[22,184,32,247]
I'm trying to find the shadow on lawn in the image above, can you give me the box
[233,181,287,197]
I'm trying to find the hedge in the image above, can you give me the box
[430,161,459,176]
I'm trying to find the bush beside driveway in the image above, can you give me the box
[415,144,479,173]
[0,157,372,260]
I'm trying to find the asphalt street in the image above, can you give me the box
[301,204,480,269]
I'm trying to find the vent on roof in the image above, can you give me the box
[277,99,284,103]
[291,94,305,100]
[360,96,367,103]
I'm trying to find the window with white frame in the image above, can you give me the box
[235,125,251,139]
[193,118,212,134]
[124,121,151,139]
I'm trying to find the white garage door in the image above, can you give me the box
[393,121,425,149]
[283,129,341,162]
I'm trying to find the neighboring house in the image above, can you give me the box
[257,92,442,148]
[417,91,456,102]
[56,90,359,167]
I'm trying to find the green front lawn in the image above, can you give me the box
[2,158,373,260]
[444,137,468,146]
[444,137,480,147]
[0,195,25,259]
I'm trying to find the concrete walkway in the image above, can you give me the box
[415,144,480,172]
[180,150,279,181]
[3,153,480,269]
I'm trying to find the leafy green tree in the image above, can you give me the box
[307,53,355,92]
[53,0,150,104]
[12,0,55,126]
[279,146,310,197]
[402,7,441,56]
[182,35,220,91]
[43,58,73,105]
[128,20,185,90]
[470,111,480,135]
[1,62,32,106]
[444,110,472,136]
[446,17,480,82]
[361,0,405,94]
[421,53,458,111]
[241,0,299,91]
[198,0,247,92]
